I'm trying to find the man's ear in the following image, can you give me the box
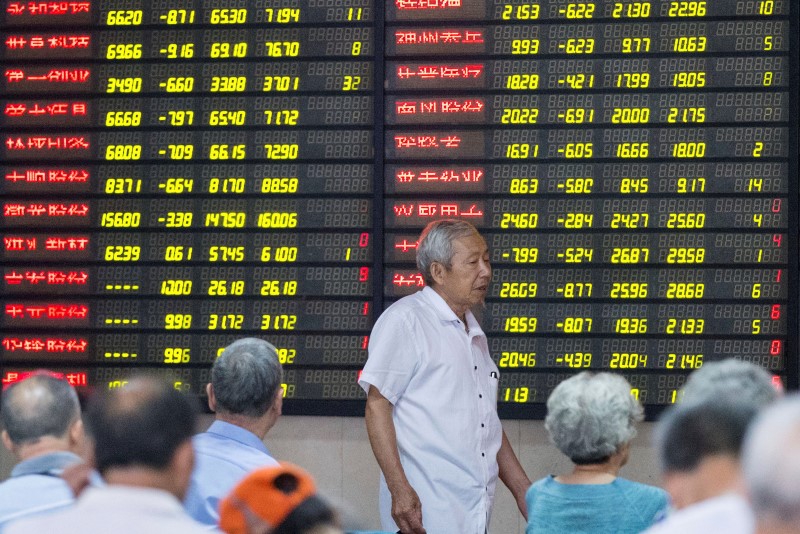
[661,470,691,510]
[429,261,445,285]
[170,440,196,500]
[68,418,85,448]
[273,387,283,417]
[172,439,194,472]
[1,430,16,454]
[206,383,216,412]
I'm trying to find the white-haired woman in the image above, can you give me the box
[526,372,668,533]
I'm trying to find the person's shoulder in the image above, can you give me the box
[383,290,429,315]
[641,497,752,534]
[532,475,555,487]
[614,478,669,505]
[192,437,274,471]
[3,506,75,534]
[174,515,218,534]
[526,476,556,496]
[0,475,21,494]
[615,477,668,497]
[0,473,76,522]
[5,516,43,534]
[372,291,432,332]
[613,478,670,518]
[681,493,753,524]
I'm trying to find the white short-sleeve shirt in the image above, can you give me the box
[359,286,502,534]
[643,493,754,534]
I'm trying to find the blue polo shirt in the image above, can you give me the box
[183,421,278,526]
[0,451,82,531]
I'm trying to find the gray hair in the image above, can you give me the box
[544,372,642,464]
[742,395,800,524]
[416,219,480,285]
[655,395,758,473]
[1,373,81,445]
[681,359,779,408]
[212,337,283,417]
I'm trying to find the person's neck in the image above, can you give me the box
[687,456,746,504]
[430,286,469,325]
[556,450,627,485]
[756,519,800,534]
[216,413,272,440]
[103,467,179,499]
[557,462,619,485]
[15,437,75,462]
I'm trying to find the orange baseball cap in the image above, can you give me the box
[219,462,318,534]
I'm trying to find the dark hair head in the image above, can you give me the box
[656,395,759,473]
[85,376,196,474]
[273,496,338,534]
[212,337,283,417]
[1,372,80,445]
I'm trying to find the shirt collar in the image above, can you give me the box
[420,286,486,338]
[79,485,186,514]
[11,450,83,478]
[205,420,270,454]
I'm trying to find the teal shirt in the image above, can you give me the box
[526,476,669,534]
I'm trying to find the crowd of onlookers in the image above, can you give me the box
[0,337,796,533]
[2,221,794,533]
[527,359,789,534]
[0,338,346,534]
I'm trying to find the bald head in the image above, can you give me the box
[1,374,80,446]
[85,376,196,475]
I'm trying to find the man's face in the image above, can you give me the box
[431,231,492,318]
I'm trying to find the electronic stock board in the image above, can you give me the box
[1,0,797,416]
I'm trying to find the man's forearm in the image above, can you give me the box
[365,386,427,533]
[365,386,410,492]
[497,430,531,519]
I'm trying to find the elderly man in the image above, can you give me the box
[742,395,800,534]
[6,376,207,534]
[359,219,530,534]
[645,396,760,534]
[184,337,284,525]
[0,373,86,529]
[644,360,780,534]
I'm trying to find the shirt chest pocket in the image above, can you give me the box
[486,370,499,406]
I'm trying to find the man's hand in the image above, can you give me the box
[391,483,426,534]
[365,386,426,534]
[61,462,93,497]
[498,430,531,520]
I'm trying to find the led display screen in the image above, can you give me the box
[1,0,796,417]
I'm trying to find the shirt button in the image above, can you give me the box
[482,452,485,457]
[479,394,482,398]
[474,366,477,370]
[481,423,485,428]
